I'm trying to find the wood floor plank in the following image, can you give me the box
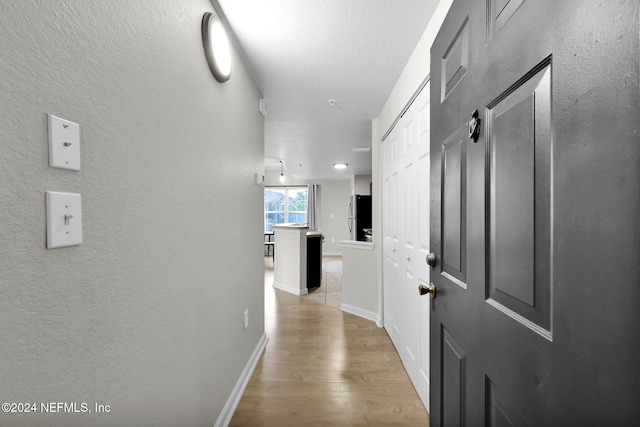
[229,257,429,426]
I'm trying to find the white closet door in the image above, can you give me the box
[381,82,431,411]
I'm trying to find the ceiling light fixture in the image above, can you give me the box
[333,163,348,170]
[279,160,285,183]
[352,147,371,153]
[202,12,231,83]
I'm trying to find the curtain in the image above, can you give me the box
[307,184,318,230]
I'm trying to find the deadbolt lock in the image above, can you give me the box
[426,252,437,268]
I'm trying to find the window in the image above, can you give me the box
[264,186,308,232]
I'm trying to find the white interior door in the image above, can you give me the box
[383,132,400,344]
[413,82,431,408]
[381,82,431,410]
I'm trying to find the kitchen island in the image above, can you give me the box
[272,224,322,295]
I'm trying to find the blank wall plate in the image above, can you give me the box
[46,191,82,249]
[48,114,80,171]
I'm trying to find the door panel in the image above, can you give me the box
[488,0,525,38]
[487,59,552,335]
[441,18,469,101]
[441,327,466,427]
[402,269,417,375]
[416,85,431,160]
[430,0,640,425]
[383,145,401,342]
[401,161,415,252]
[485,376,530,427]
[441,126,467,287]
[403,115,415,160]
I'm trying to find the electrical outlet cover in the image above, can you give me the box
[48,114,80,171]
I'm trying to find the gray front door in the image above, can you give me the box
[429,0,640,425]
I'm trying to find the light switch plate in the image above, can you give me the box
[48,114,80,171]
[46,191,82,249]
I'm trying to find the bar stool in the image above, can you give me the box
[264,232,274,257]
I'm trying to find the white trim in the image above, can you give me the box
[273,281,309,296]
[339,240,374,250]
[442,271,467,290]
[381,75,431,142]
[486,298,553,342]
[341,303,383,327]
[214,333,268,427]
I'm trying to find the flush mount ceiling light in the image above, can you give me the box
[202,12,231,83]
[333,163,348,170]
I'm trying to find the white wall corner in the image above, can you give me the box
[273,281,309,296]
[214,333,268,427]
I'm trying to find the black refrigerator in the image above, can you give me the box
[348,195,372,241]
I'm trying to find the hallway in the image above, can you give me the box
[229,258,429,426]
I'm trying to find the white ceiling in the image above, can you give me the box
[216,0,440,180]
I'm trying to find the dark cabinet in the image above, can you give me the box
[307,233,322,289]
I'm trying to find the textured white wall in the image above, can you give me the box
[0,1,264,426]
[341,245,378,318]
[316,180,351,253]
[377,0,454,136]
[353,174,372,195]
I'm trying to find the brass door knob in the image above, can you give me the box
[419,283,436,298]
[426,252,437,268]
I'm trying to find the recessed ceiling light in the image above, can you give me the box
[333,163,348,170]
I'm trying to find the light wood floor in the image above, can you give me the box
[302,255,343,308]
[229,257,429,426]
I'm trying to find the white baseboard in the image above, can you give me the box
[340,303,382,327]
[214,333,267,427]
[375,316,383,328]
[273,281,308,296]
